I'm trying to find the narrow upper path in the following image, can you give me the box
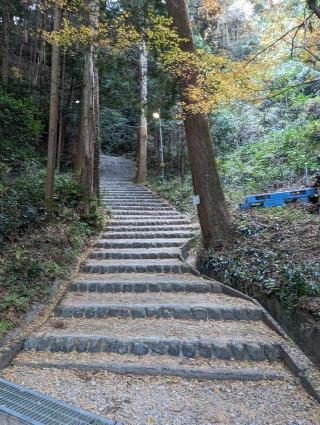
[3,155,320,425]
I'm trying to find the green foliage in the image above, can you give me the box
[221,120,320,192]
[200,205,320,314]
[148,175,195,215]
[203,247,320,312]
[0,89,43,167]
[0,166,104,243]
[0,321,13,338]
[100,107,137,154]
[0,165,46,241]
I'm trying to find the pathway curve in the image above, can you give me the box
[3,156,320,425]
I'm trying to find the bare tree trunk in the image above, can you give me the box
[178,129,186,183]
[167,0,234,248]
[45,4,61,206]
[136,39,148,184]
[93,65,100,197]
[75,0,98,211]
[2,5,10,87]
[57,52,66,172]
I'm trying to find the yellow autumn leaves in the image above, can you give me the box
[43,5,257,115]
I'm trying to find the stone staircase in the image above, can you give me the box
[3,155,320,425]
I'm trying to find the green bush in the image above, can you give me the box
[0,166,104,243]
[221,121,320,192]
[0,89,42,167]
[149,175,195,214]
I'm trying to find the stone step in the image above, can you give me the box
[103,197,160,201]
[111,206,174,211]
[68,279,223,293]
[105,225,197,232]
[104,196,162,201]
[112,211,181,216]
[57,290,262,320]
[95,239,188,248]
[81,259,195,274]
[61,292,254,308]
[56,304,262,321]
[108,204,169,209]
[100,231,196,240]
[89,248,179,260]
[24,334,281,362]
[109,219,191,226]
[13,352,291,382]
[106,202,172,211]
[26,317,282,346]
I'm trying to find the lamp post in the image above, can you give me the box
[153,111,165,181]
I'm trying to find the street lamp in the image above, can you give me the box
[153,111,165,181]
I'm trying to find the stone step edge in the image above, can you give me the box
[100,233,196,239]
[24,336,281,361]
[81,263,200,276]
[89,252,179,260]
[12,360,287,382]
[104,227,198,231]
[95,242,186,248]
[68,280,223,293]
[56,304,263,321]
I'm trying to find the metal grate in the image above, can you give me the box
[0,378,119,425]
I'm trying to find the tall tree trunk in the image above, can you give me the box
[75,0,98,211]
[57,52,66,172]
[178,129,185,183]
[136,39,148,184]
[45,4,61,206]
[167,0,233,248]
[2,5,10,87]
[93,65,100,197]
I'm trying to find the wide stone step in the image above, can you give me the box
[103,197,160,201]
[56,304,262,321]
[95,239,188,248]
[105,225,197,232]
[108,204,169,209]
[61,291,254,308]
[68,279,223,293]
[111,206,174,211]
[57,290,262,320]
[24,334,281,361]
[89,248,179,260]
[81,259,195,274]
[13,352,291,382]
[101,231,196,240]
[27,317,281,345]
[112,211,181,216]
[109,219,191,226]
[103,198,165,206]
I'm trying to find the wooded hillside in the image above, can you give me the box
[0,0,319,337]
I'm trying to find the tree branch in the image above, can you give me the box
[248,79,320,102]
[244,13,314,67]
[308,0,320,19]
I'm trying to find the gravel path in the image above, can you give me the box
[3,366,320,425]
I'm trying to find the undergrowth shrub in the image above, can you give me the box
[0,89,42,167]
[221,120,320,192]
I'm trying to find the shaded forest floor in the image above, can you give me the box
[149,177,320,322]
[0,216,100,339]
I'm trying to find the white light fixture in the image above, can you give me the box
[153,112,160,119]
[75,100,80,104]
